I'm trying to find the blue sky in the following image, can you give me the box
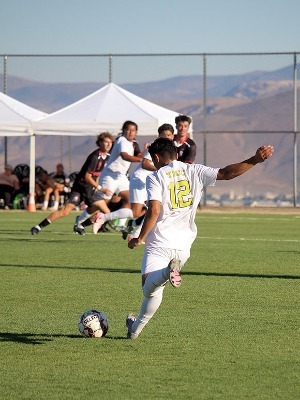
[1,0,300,82]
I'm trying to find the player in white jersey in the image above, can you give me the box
[75,121,143,232]
[126,137,274,339]
[123,124,175,240]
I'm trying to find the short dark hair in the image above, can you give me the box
[148,137,177,160]
[96,132,115,147]
[175,115,192,125]
[121,120,138,132]
[158,123,174,135]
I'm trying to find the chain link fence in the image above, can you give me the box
[0,52,299,206]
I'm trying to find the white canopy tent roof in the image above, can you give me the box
[0,91,47,136]
[35,82,192,136]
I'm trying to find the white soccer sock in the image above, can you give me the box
[130,217,144,238]
[102,208,133,222]
[43,201,48,209]
[53,201,59,209]
[117,218,127,227]
[131,267,169,337]
[78,209,92,225]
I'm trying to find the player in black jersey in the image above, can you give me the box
[30,132,114,235]
[174,115,196,164]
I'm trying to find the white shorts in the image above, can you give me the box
[99,170,129,199]
[129,174,147,204]
[141,246,190,275]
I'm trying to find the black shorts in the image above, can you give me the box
[68,184,103,207]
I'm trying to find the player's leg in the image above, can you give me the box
[92,182,134,233]
[30,190,80,235]
[127,248,189,339]
[30,202,76,235]
[122,174,147,239]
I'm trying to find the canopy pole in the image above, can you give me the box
[28,130,36,212]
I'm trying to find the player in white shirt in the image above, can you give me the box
[123,124,175,240]
[76,121,143,232]
[126,137,274,339]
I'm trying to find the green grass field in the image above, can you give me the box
[0,210,299,399]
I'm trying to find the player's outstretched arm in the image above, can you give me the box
[217,145,274,181]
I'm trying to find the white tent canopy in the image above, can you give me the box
[0,91,47,136]
[34,82,191,136]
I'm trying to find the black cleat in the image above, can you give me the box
[121,219,134,240]
[31,226,40,235]
[74,225,85,235]
[74,216,85,235]
[99,224,110,233]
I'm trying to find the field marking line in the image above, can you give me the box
[198,236,299,243]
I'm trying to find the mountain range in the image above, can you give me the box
[1,64,299,197]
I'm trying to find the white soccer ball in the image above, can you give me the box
[78,309,109,338]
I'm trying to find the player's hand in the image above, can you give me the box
[100,187,113,196]
[128,238,143,249]
[254,145,274,163]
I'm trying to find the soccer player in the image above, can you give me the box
[122,123,175,240]
[90,121,143,233]
[126,137,274,339]
[174,115,196,164]
[30,132,114,235]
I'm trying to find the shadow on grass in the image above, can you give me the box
[0,332,81,345]
[0,262,299,280]
[0,263,139,274]
[0,332,126,344]
[0,233,116,243]
[184,271,300,280]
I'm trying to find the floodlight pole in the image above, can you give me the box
[109,54,113,83]
[3,55,8,166]
[202,54,207,206]
[293,53,298,207]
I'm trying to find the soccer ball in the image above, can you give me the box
[78,309,109,338]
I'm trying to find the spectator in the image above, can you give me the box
[35,170,61,211]
[0,165,20,209]
[51,163,67,206]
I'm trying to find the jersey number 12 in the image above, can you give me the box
[168,179,193,209]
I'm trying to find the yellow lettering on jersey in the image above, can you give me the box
[165,169,185,179]
[168,179,193,209]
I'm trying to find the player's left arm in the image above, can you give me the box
[128,200,161,249]
[217,145,274,180]
[120,152,143,163]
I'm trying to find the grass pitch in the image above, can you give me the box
[0,209,299,399]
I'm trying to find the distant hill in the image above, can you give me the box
[0,65,299,196]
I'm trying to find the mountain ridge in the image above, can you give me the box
[0,65,299,197]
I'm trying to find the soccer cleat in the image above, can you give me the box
[92,212,104,234]
[30,226,40,235]
[74,225,85,235]
[168,258,182,288]
[126,313,139,340]
[99,223,110,233]
[74,216,85,235]
[121,219,135,240]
